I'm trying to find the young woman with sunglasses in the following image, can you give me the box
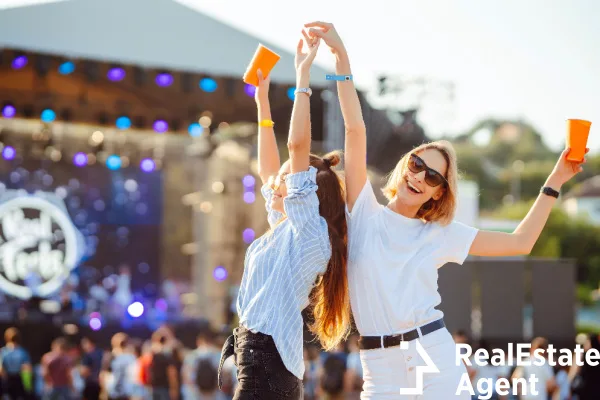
[218,33,350,400]
[306,21,589,399]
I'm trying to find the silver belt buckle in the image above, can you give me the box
[380,336,384,349]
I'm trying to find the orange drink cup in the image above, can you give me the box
[243,44,280,86]
[566,119,592,162]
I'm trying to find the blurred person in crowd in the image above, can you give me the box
[219,32,350,399]
[80,337,104,400]
[41,337,73,400]
[512,337,557,400]
[127,340,149,400]
[553,363,571,400]
[570,333,600,399]
[471,340,502,400]
[344,334,363,399]
[306,19,590,399]
[303,345,321,400]
[319,343,347,400]
[146,331,178,400]
[0,328,32,399]
[101,332,137,400]
[182,330,220,400]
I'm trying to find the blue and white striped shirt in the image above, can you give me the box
[237,166,331,379]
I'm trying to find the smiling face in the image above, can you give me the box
[269,161,291,214]
[398,149,448,207]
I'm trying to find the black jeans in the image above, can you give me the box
[219,326,303,399]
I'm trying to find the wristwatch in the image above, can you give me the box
[541,186,560,198]
[294,88,312,97]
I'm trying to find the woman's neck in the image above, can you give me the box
[388,197,420,219]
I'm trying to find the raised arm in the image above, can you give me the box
[288,33,320,173]
[255,69,280,184]
[469,148,588,256]
[306,21,367,211]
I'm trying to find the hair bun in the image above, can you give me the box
[323,151,342,168]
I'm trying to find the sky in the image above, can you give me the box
[1,0,599,152]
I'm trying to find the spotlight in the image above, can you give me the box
[199,78,218,92]
[127,302,144,318]
[213,266,228,281]
[73,152,87,167]
[2,146,16,160]
[58,61,75,75]
[89,317,102,331]
[140,158,155,173]
[91,131,104,145]
[243,192,256,204]
[244,84,256,97]
[242,228,255,244]
[199,116,212,128]
[155,73,174,87]
[242,175,256,188]
[188,123,203,138]
[116,116,131,130]
[11,55,27,70]
[106,155,122,170]
[107,67,125,82]
[41,109,56,123]
[153,120,168,133]
[287,87,296,101]
[2,105,16,118]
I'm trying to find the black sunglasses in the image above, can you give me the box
[407,154,448,188]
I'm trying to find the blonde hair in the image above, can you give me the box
[382,140,459,226]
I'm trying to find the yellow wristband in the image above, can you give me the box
[259,119,274,128]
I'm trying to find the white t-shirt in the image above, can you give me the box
[346,180,479,335]
[518,362,554,400]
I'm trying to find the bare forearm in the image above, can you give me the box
[287,72,311,172]
[513,175,562,252]
[256,100,280,183]
[335,51,366,133]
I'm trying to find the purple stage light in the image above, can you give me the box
[213,266,228,281]
[140,158,156,172]
[2,105,16,118]
[12,56,27,70]
[73,152,88,167]
[89,317,102,331]
[155,73,174,87]
[242,174,256,188]
[243,192,256,204]
[2,146,15,161]
[243,228,255,244]
[153,120,168,133]
[107,67,126,81]
[244,84,256,97]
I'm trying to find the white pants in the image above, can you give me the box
[360,327,470,399]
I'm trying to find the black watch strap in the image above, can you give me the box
[541,186,560,198]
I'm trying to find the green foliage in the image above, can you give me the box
[576,284,595,307]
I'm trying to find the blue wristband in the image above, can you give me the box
[326,74,353,81]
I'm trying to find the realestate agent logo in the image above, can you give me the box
[0,190,84,299]
[399,340,440,395]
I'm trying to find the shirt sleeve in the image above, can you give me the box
[441,220,479,266]
[260,184,284,228]
[284,167,331,261]
[20,349,30,365]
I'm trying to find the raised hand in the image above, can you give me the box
[304,21,345,55]
[550,147,589,186]
[255,68,270,104]
[295,30,320,73]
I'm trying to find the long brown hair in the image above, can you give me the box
[307,150,350,350]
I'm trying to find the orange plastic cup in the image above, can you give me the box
[566,119,592,162]
[243,44,281,87]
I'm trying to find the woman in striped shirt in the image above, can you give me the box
[218,33,350,399]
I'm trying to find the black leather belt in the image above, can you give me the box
[358,319,445,350]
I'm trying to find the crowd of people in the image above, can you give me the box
[0,324,599,399]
